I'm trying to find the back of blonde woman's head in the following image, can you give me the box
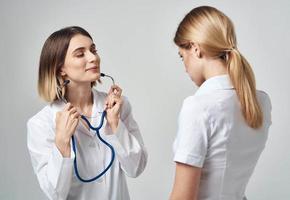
[174,6,263,129]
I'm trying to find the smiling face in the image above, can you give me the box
[60,34,100,85]
[178,45,205,86]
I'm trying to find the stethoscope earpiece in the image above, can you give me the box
[100,72,115,85]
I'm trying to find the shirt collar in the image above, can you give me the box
[50,89,106,137]
[195,74,234,96]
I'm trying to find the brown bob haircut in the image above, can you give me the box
[38,26,97,102]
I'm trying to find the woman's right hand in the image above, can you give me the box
[55,103,80,157]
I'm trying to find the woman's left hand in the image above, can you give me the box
[105,85,123,133]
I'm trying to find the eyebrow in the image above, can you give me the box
[72,43,96,54]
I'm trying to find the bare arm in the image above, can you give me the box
[170,162,202,200]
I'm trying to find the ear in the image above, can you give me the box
[191,43,201,58]
[59,67,66,76]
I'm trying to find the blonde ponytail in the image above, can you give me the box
[227,49,263,128]
[174,6,263,129]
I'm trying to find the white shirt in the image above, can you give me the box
[173,75,272,200]
[27,89,147,200]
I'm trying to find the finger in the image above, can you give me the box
[108,85,120,96]
[104,97,110,109]
[107,93,121,105]
[108,95,117,108]
[69,113,80,124]
[106,98,112,109]
[68,107,78,115]
[107,85,118,96]
[70,118,79,134]
[71,111,80,119]
[111,84,121,90]
[114,97,123,106]
[109,96,121,108]
[104,104,108,110]
[111,85,122,96]
[72,118,79,126]
[105,101,109,109]
[115,85,122,94]
[63,108,77,120]
[105,94,112,108]
[64,102,73,111]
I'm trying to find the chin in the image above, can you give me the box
[85,75,99,84]
[93,73,101,80]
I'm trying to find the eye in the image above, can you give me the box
[76,52,84,57]
[91,48,98,54]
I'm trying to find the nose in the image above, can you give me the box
[87,51,99,63]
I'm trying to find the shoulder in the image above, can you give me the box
[26,105,55,146]
[27,105,54,128]
[180,93,230,129]
[256,90,272,113]
[256,90,271,105]
[182,95,218,116]
[256,90,272,123]
[180,96,208,127]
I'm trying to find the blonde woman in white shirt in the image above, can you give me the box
[27,26,147,200]
[170,6,271,200]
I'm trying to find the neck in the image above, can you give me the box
[65,82,93,111]
[203,57,228,80]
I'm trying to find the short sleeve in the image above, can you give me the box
[173,97,210,168]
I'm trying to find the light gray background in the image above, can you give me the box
[1,0,289,199]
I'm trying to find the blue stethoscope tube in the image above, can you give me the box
[72,111,115,183]
[57,73,116,183]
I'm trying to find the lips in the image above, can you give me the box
[85,66,99,72]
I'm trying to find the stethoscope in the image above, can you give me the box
[57,73,116,183]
